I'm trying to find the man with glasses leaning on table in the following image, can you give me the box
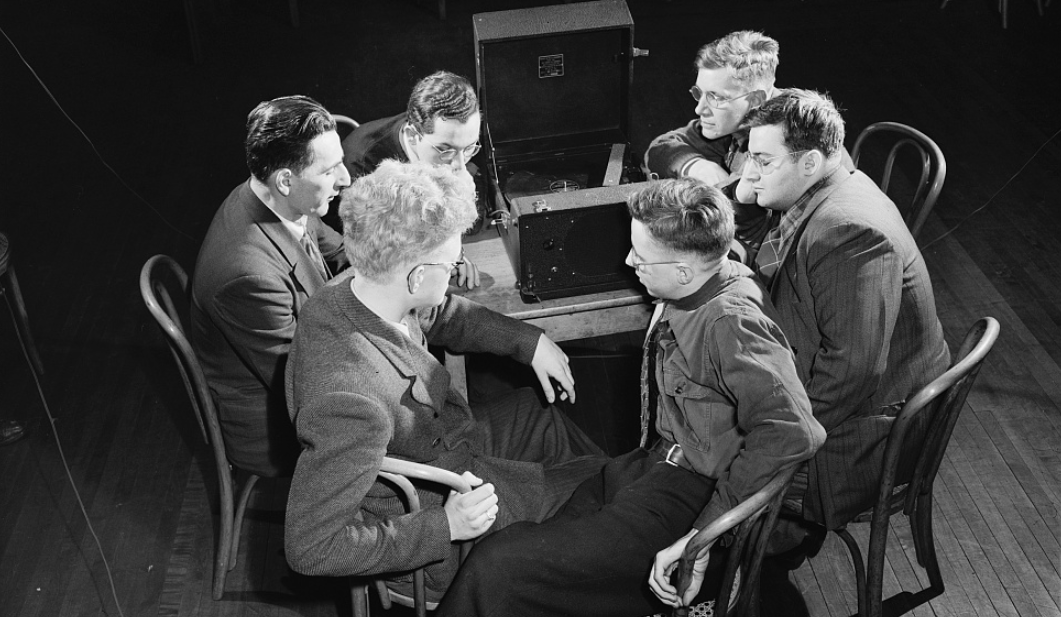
[341,70,482,288]
[644,30,779,194]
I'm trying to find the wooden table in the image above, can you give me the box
[447,234,654,397]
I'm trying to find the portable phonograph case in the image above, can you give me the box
[473,0,649,302]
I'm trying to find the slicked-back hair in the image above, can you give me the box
[406,71,479,135]
[695,30,779,93]
[743,88,846,159]
[340,160,478,283]
[627,178,735,264]
[245,95,336,183]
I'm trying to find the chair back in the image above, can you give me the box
[851,121,947,239]
[675,465,798,617]
[139,255,232,491]
[878,317,1000,517]
[333,114,360,138]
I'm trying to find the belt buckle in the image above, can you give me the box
[664,443,681,467]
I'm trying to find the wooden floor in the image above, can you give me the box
[1,0,1059,616]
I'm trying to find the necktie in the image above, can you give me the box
[299,230,330,281]
[639,314,670,448]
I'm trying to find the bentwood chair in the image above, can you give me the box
[140,254,266,600]
[141,255,471,612]
[829,317,1000,617]
[334,114,360,135]
[350,461,473,617]
[851,122,947,240]
[673,465,799,617]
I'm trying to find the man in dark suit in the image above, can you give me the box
[190,95,351,478]
[341,70,481,288]
[283,160,606,602]
[739,89,951,557]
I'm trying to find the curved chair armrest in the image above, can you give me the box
[675,466,797,603]
[379,457,473,494]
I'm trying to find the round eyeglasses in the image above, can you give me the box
[627,248,686,273]
[413,249,466,278]
[689,86,757,109]
[411,126,481,164]
[746,150,811,176]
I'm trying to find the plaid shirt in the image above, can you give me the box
[756,167,844,284]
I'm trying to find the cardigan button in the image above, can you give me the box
[432,437,441,447]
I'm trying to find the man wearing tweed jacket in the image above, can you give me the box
[739,90,950,561]
[283,161,607,601]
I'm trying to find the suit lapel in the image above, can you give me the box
[768,170,852,301]
[341,290,451,409]
[241,185,326,296]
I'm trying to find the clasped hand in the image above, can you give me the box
[445,471,499,541]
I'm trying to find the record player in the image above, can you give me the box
[472,0,649,302]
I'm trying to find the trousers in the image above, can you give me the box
[437,448,718,617]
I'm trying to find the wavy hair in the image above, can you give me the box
[695,30,779,93]
[407,71,479,135]
[743,88,846,159]
[245,95,336,182]
[339,160,478,282]
[627,178,735,264]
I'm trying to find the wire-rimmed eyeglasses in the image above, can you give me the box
[410,126,481,164]
[627,248,686,273]
[746,150,812,176]
[688,86,758,109]
[414,249,466,277]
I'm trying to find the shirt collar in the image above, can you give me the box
[668,259,736,313]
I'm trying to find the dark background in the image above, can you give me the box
[1,0,1059,615]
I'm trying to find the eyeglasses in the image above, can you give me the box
[689,86,757,109]
[746,150,811,176]
[627,249,685,273]
[415,249,466,277]
[410,126,481,164]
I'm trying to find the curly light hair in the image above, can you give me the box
[339,160,478,282]
[695,30,779,93]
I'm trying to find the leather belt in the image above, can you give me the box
[649,437,696,474]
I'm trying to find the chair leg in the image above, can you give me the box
[228,473,260,571]
[2,265,46,378]
[351,581,371,617]
[213,468,237,600]
[835,528,869,617]
[912,494,945,593]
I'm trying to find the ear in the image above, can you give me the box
[801,151,824,177]
[406,266,425,295]
[275,169,293,196]
[746,89,768,109]
[676,265,691,285]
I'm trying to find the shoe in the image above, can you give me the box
[0,419,26,446]
[765,522,827,571]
